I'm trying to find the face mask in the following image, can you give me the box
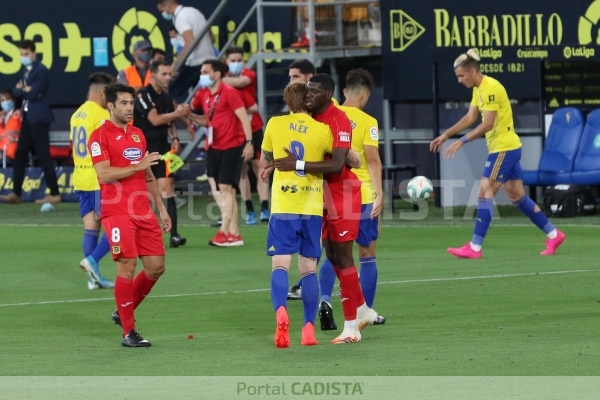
[162,12,173,21]
[20,56,32,66]
[228,61,244,76]
[138,51,151,62]
[199,74,214,88]
[170,38,180,49]
[1,100,14,112]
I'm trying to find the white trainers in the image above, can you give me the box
[80,256,100,283]
[331,324,361,344]
[357,306,378,332]
[87,279,100,290]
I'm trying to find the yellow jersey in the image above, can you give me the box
[70,101,109,191]
[471,75,521,153]
[338,106,379,204]
[262,113,333,216]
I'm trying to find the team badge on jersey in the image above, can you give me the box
[90,142,101,157]
[132,134,140,142]
[112,246,121,254]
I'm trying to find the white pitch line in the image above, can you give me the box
[0,269,596,308]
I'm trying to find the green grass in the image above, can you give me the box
[0,199,599,377]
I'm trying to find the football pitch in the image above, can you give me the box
[1,198,599,382]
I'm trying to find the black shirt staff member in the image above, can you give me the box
[134,59,191,248]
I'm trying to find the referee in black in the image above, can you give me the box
[134,59,191,247]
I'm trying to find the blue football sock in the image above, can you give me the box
[359,256,378,308]
[513,196,555,234]
[83,229,99,257]
[472,197,494,246]
[318,258,336,303]
[271,268,288,311]
[301,272,319,325]
[90,233,110,264]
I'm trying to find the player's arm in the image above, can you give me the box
[174,29,194,70]
[346,149,361,169]
[222,75,251,88]
[234,106,254,160]
[187,113,207,126]
[247,103,259,114]
[442,110,496,159]
[443,106,479,138]
[430,106,479,152]
[93,152,161,181]
[260,149,274,169]
[365,144,383,217]
[145,167,171,233]
[145,105,191,126]
[275,146,348,174]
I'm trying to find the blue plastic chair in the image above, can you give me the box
[522,107,584,186]
[572,108,600,185]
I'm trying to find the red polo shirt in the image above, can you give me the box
[235,68,264,132]
[88,120,152,217]
[313,102,359,201]
[191,83,246,150]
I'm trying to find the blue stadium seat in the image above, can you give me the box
[522,107,584,186]
[571,109,600,185]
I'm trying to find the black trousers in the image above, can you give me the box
[169,64,201,104]
[12,113,59,196]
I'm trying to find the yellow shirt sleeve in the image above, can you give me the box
[363,116,379,148]
[262,119,274,153]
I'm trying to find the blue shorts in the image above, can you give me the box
[356,203,379,247]
[267,214,322,258]
[482,149,522,183]
[76,190,101,218]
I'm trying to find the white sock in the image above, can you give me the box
[469,242,482,252]
[357,303,368,315]
[344,320,357,329]
[547,229,557,239]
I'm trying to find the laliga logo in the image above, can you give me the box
[112,8,166,71]
[569,0,600,58]
[123,148,142,160]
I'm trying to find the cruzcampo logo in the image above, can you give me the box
[390,10,425,52]
[112,7,166,71]
[593,134,600,148]
[578,0,600,45]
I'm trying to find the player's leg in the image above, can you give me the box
[208,149,231,245]
[503,156,565,255]
[78,190,113,289]
[267,214,299,348]
[134,214,166,310]
[238,161,256,225]
[297,215,322,345]
[356,203,379,309]
[224,145,245,245]
[330,239,362,344]
[251,129,270,222]
[104,216,149,347]
[207,176,223,227]
[448,152,504,258]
